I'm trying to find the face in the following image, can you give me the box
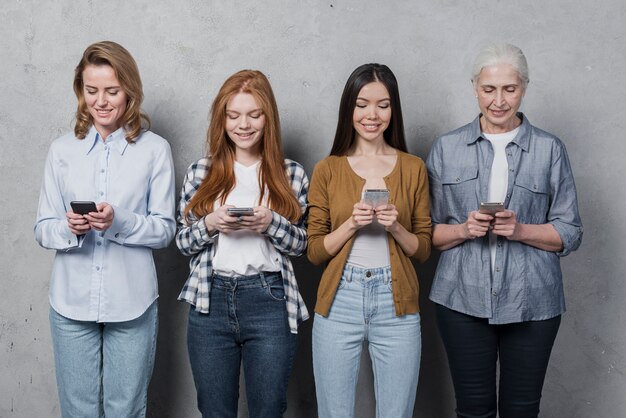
[474,63,525,134]
[225,92,265,157]
[352,81,392,143]
[82,64,128,139]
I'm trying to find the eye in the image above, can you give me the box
[505,87,517,93]
[378,104,390,109]
[483,88,494,93]
[355,103,367,108]
[86,89,97,95]
[108,91,119,96]
[250,112,262,119]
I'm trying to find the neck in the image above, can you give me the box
[235,149,262,167]
[349,137,393,156]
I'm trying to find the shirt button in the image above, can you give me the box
[96,266,101,271]
[492,290,497,296]
[455,177,461,182]
[67,239,71,244]
[495,267,501,272]
[101,169,105,173]
[97,241,102,246]
[506,193,511,198]
[114,233,119,238]
[509,168,514,172]
[104,145,108,150]
[100,191,104,196]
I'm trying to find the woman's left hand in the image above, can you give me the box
[236,206,273,233]
[492,209,521,240]
[375,204,400,232]
[84,202,115,231]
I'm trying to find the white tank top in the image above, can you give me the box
[212,161,281,276]
[484,127,519,274]
[346,219,390,268]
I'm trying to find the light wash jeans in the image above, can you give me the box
[313,264,421,418]
[49,301,158,418]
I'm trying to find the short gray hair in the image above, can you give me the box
[471,43,529,88]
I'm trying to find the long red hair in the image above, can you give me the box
[185,70,301,222]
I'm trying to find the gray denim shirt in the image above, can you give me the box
[426,114,583,323]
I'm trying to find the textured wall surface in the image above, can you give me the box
[1,1,624,417]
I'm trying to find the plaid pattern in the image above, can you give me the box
[176,157,310,333]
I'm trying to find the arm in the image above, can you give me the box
[493,141,582,254]
[175,160,216,257]
[262,163,310,256]
[34,146,82,251]
[433,211,494,251]
[100,142,176,249]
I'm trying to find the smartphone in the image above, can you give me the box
[227,207,255,216]
[70,200,98,215]
[362,189,389,208]
[479,202,505,215]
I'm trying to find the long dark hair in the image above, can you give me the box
[329,63,407,156]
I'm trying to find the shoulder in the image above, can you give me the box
[396,151,427,176]
[435,120,475,147]
[283,158,305,174]
[185,157,211,183]
[134,130,171,151]
[49,131,82,150]
[528,125,566,149]
[312,155,343,173]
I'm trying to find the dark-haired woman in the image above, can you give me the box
[176,70,309,418]
[307,63,432,418]
[34,41,175,417]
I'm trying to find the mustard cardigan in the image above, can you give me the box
[307,151,432,317]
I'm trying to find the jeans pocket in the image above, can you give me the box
[265,276,286,301]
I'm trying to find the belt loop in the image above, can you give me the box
[259,271,268,288]
[344,264,353,283]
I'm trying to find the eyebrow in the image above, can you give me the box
[356,96,391,102]
[84,84,121,90]
[225,108,263,114]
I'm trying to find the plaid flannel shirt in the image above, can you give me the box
[176,157,310,333]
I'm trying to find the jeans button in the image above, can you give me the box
[365,271,372,278]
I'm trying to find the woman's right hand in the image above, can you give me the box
[349,202,374,230]
[463,210,493,239]
[67,211,91,235]
[204,205,242,235]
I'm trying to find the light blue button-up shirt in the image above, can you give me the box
[35,126,176,322]
[426,114,583,323]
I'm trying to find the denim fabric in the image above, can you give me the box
[436,304,561,418]
[427,114,583,323]
[187,272,297,418]
[49,301,158,418]
[313,264,421,418]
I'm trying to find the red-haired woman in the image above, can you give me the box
[176,70,309,418]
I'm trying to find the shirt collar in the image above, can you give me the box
[467,112,531,152]
[84,125,130,155]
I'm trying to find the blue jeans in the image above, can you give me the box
[435,304,561,418]
[187,272,297,418]
[49,301,158,418]
[313,264,421,418]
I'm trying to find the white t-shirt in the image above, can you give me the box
[212,161,281,276]
[346,219,390,269]
[484,127,519,274]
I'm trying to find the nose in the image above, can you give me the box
[239,116,251,129]
[96,92,107,107]
[366,105,378,120]
[494,90,505,107]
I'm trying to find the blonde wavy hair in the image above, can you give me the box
[73,41,150,142]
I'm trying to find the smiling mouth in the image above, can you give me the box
[361,123,380,132]
[95,109,113,116]
[235,132,255,139]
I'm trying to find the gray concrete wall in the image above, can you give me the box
[1,1,623,417]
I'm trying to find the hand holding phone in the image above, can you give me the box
[479,202,504,215]
[226,207,255,216]
[362,189,389,209]
[70,201,98,215]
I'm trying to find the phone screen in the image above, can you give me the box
[362,189,389,208]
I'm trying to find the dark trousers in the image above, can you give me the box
[435,304,561,418]
[187,272,297,418]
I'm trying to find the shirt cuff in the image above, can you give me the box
[103,205,137,244]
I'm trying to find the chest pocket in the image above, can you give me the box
[512,175,551,223]
[440,167,479,216]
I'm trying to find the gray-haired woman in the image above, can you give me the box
[426,43,583,417]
